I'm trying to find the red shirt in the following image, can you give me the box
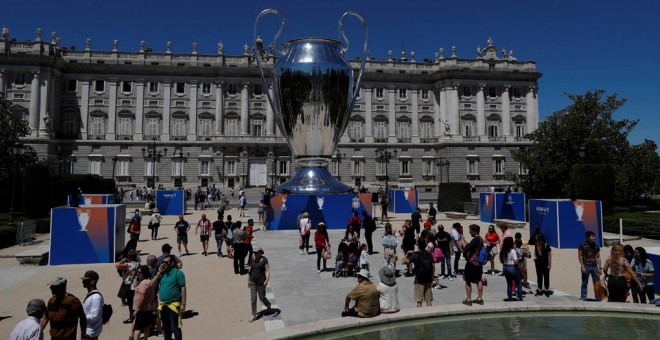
[485,231,500,244]
[197,219,211,236]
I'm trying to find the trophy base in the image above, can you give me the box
[275,166,352,194]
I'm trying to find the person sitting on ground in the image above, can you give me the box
[342,269,380,318]
[377,267,400,314]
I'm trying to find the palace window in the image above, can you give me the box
[175,82,186,95]
[494,159,505,174]
[172,160,183,176]
[488,87,497,98]
[398,88,407,99]
[199,116,214,137]
[374,120,387,140]
[201,83,211,94]
[468,159,478,175]
[149,82,159,93]
[95,80,105,92]
[145,117,160,136]
[463,86,472,97]
[278,160,290,175]
[254,84,263,96]
[89,160,101,175]
[122,81,132,93]
[89,116,105,137]
[375,88,384,99]
[251,120,264,137]
[200,161,210,176]
[423,159,434,176]
[117,160,130,176]
[66,79,77,92]
[349,120,364,142]
[171,117,187,137]
[420,118,434,142]
[14,73,26,85]
[225,118,239,136]
[227,160,237,175]
[400,159,410,176]
[117,116,133,136]
[352,160,363,176]
[396,119,411,141]
[421,89,429,100]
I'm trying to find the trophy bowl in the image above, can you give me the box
[255,9,368,194]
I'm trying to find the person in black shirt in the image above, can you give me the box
[174,215,190,256]
[362,211,377,255]
[213,219,225,257]
[411,208,422,236]
[427,203,437,224]
[462,224,484,306]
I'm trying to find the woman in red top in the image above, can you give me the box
[314,222,331,274]
[484,225,501,275]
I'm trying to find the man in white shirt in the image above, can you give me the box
[81,270,103,339]
[10,299,47,340]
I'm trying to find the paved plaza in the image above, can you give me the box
[1,194,659,339]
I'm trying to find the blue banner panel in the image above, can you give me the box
[647,248,660,288]
[529,199,560,248]
[156,190,186,216]
[50,204,126,265]
[67,194,116,205]
[558,200,603,248]
[495,193,526,221]
[480,192,496,223]
[389,189,418,213]
[265,193,372,230]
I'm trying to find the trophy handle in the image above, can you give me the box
[254,8,286,118]
[339,11,369,106]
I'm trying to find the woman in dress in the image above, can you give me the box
[500,237,523,302]
[484,225,500,275]
[314,222,330,273]
[603,243,643,302]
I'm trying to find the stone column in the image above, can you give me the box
[80,79,90,139]
[240,83,249,136]
[433,87,441,138]
[189,82,198,138]
[439,87,447,136]
[215,81,224,136]
[135,81,144,139]
[532,86,539,132]
[388,88,396,142]
[266,85,274,136]
[411,89,419,143]
[502,85,511,138]
[477,84,486,137]
[449,84,459,134]
[364,88,373,142]
[107,80,117,139]
[38,72,50,137]
[28,70,41,137]
[162,82,171,139]
[526,86,535,135]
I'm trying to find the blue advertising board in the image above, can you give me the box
[67,194,115,205]
[50,204,126,265]
[388,189,418,213]
[480,192,526,223]
[529,199,602,249]
[265,193,373,230]
[646,247,660,288]
[156,190,186,215]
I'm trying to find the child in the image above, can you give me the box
[359,243,370,272]
[334,249,348,277]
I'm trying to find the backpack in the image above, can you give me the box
[85,291,113,325]
[478,239,490,266]
[416,252,434,280]
[432,247,444,263]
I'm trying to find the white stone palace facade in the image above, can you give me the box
[0,28,540,192]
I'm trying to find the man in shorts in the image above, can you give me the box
[195,213,212,256]
[402,238,434,307]
[174,215,190,256]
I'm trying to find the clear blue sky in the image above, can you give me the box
[3,0,658,145]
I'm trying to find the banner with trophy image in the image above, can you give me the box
[480,192,526,223]
[387,189,418,213]
[266,193,372,230]
[529,199,602,249]
[49,204,126,265]
[67,194,116,205]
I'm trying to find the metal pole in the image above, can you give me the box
[619,218,623,244]
[9,162,17,225]
[152,139,156,189]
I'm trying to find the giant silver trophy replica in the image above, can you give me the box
[254,9,368,194]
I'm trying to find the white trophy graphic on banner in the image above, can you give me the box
[281,195,287,211]
[484,195,490,206]
[77,209,91,231]
[317,197,324,210]
[404,190,409,200]
[84,197,91,205]
[575,202,584,221]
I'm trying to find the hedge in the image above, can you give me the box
[437,182,471,212]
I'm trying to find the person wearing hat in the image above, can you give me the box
[377,267,400,314]
[45,277,87,340]
[81,270,104,339]
[157,244,182,269]
[314,221,330,274]
[9,299,47,340]
[248,246,271,322]
[341,269,380,318]
[150,208,162,240]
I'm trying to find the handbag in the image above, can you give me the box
[323,247,332,260]
[117,282,130,299]
[148,222,153,230]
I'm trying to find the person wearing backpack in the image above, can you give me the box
[462,224,485,306]
[82,270,104,339]
[402,238,434,307]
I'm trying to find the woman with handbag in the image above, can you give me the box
[116,249,140,324]
[484,225,500,275]
[299,212,312,255]
[314,221,331,274]
[603,243,643,302]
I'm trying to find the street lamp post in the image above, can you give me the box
[10,141,23,225]
[111,156,118,182]
[435,159,451,183]
[375,148,397,194]
[141,138,167,190]
[174,150,185,188]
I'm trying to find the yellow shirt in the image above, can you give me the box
[348,280,380,318]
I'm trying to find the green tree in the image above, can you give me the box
[513,90,658,202]
[0,95,37,213]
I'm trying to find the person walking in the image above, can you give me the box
[244,219,261,267]
[212,218,225,257]
[233,221,247,274]
[174,216,190,256]
[248,247,271,322]
[150,209,162,240]
[195,213,212,256]
[9,299,47,340]
[298,212,312,255]
[81,270,104,339]
[314,222,330,273]
[362,210,377,255]
[131,265,157,340]
[116,250,140,324]
[399,220,415,276]
[45,277,87,340]
[435,225,453,280]
[239,193,247,217]
[224,215,235,259]
[129,217,141,243]
[152,255,186,340]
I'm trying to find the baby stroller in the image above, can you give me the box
[333,241,359,277]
